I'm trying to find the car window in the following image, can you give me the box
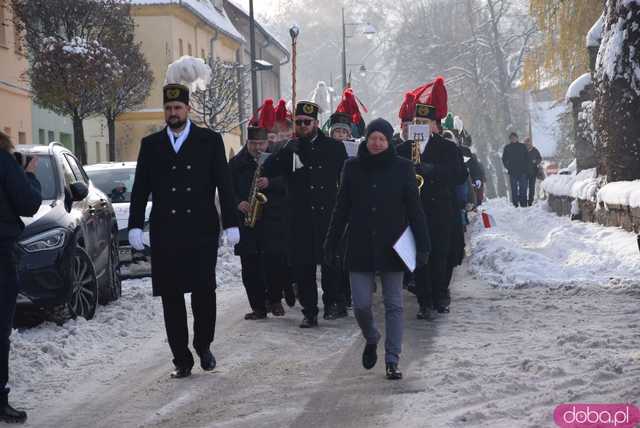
[32,155,57,200]
[64,154,88,184]
[86,168,146,203]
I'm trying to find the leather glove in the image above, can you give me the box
[224,227,240,247]
[128,228,145,251]
[416,251,429,268]
[474,180,482,189]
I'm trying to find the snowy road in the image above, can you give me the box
[9,201,640,427]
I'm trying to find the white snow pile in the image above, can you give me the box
[542,167,599,200]
[9,245,242,408]
[586,13,604,47]
[469,198,640,288]
[165,55,212,92]
[565,72,592,101]
[597,180,640,208]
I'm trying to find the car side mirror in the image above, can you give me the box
[69,182,89,202]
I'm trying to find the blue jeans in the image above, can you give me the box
[509,174,528,207]
[349,272,404,364]
[0,248,18,399]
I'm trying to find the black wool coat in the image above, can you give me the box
[261,130,348,266]
[128,124,238,297]
[526,146,542,176]
[397,134,468,257]
[502,142,530,176]
[325,142,430,273]
[229,147,288,256]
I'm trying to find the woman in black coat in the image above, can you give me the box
[324,118,430,380]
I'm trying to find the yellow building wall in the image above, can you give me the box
[0,1,32,145]
[115,5,242,161]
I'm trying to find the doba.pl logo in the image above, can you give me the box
[554,403,640,428]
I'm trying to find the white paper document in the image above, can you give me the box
[393,226,417,272]
[342,139,360,157]
[408,124,430,153]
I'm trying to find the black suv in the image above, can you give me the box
[14,143,121,322]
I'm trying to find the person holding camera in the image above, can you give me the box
[0,131,42,423]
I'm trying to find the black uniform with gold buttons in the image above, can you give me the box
[262,103,348,321]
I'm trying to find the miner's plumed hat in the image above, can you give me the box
[329,112,352,132]
[163,83,190,105]
[295,101,319,119]
[247,127,268,141]
[415,103,437,121]
[399,76,448,122]
[163,55,212,106]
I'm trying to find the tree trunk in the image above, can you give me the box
[107,115,116,162]
[72,114,88,165]
[594,0,640,181]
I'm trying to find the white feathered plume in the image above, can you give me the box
[310,81,330,113]
[165,55,212,92]
[454,115,464,131]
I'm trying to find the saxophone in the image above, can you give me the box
[412,139,425,190]
[245,153,269,228]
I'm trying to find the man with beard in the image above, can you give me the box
[262,101,348,327]
[128,77,239,379]
[397,77,468,319]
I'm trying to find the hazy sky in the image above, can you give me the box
[236,0,279,17]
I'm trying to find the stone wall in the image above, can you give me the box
[547,194,640,233]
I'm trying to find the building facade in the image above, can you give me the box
[85,0,246,163]
[0,0,31,146]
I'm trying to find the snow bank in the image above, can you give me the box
[542,167,598,200]
[586,14,604,48]
[9,245,242,408]
[469,199,640,288]
[565,73,592,101]
[597,180,640,208]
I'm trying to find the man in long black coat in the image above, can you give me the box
[128,83,239,378]
[398,103,468,319]
[502,132,530,207]
[262,101,348,328]
[230,127,289,319]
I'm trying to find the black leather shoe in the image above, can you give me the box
[416,306,433,320]
[436,305,450,314]
[362,343,377,370]
[244,311,267,320]
[386,363,403,380]
[170,366,192,379]
[283,285,296,307]
[198,349,216,371]
[0,402,27,424]
[299,316,318,328]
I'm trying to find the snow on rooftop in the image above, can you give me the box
[129,0,244,42]
[529,101,567,157]
[565,73,592,101]
[586,14,604,48]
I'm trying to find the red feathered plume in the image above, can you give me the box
[412,76,448,120]
[257,99,275,131]
[274,99,291,123]
[398,92,416,123]
[336,88,366,125]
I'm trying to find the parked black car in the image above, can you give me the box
[14,143,121,322]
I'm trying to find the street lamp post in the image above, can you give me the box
[341,7,377,91]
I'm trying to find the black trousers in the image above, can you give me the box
[293,263,344,318]
[527,174,536,206]
[0,248,18,399]
[161,287,217,369]
[240,253,289,313]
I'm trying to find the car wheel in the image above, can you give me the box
[100,235,122,304]
[68,246,98,320]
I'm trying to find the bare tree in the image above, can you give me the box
[12,0,134,164]
[190,58,250,134]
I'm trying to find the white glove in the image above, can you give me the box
[474,180,482,189]
[224,227,240,246]
[128,228,145,251]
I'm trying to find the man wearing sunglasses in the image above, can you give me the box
[262,101,348,328]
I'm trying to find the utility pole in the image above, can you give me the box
[341,7,348,91]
